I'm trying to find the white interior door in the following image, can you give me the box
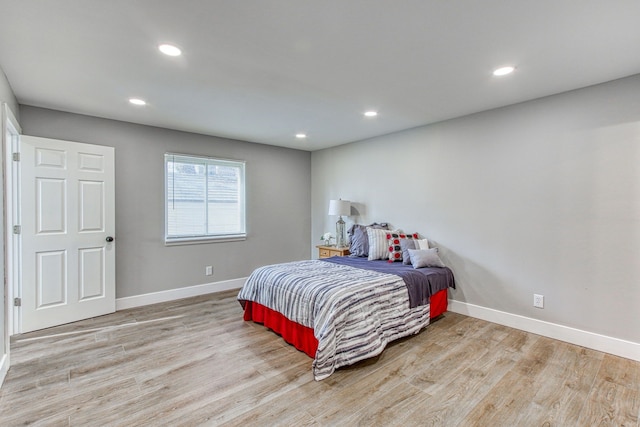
[19,135,115,333]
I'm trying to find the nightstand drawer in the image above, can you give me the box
[316,245,350,258]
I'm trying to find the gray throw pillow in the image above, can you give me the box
[408,248,446,268]
[400,239,417,265]
[349,226,368,257]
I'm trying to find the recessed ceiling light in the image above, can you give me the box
[158,44,182,56]
[295,133,307,139]
[129,98,146,106]
[493,66,515,76]
[364,111,378,117]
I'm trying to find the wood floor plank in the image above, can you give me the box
[155,363,315,426]
[342,382,429,426]
[400,339,518,425]
[577,377,639,426]
[2,290,639,427]
[456,336,560,425]
[522,343,604,426]
[597,353,640,392]
[308,358,408,423]
[408,320,509,394]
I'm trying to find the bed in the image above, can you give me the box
[237,255,455,380]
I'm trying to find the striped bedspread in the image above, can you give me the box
[237,260,431,380]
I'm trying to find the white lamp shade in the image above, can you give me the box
[328,199,350,216]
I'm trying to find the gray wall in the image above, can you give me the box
[312,74,640,344]
[21,106,311,298]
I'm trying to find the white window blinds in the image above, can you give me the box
[165,153,246,243]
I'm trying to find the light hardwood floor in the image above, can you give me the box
[1,290,638,426]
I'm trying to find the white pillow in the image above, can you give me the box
[408,248,446,268]
[415,239,429,250]
[367,228,396,260]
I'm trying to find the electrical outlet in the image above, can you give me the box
[533,294,544,308]
[205,265,213,276]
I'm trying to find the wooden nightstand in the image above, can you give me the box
[317,245,350,258]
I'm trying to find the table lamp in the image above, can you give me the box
[328,199,350,248]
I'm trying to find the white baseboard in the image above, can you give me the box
[116,277,246,311]
[0,353,8,388]
[448,300,640,362]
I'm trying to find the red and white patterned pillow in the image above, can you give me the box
[387,232,419,262]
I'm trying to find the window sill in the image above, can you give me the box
[165,234,246,246]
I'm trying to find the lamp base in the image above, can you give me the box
[336,216,347,248]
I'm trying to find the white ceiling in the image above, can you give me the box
[1,1,639,151]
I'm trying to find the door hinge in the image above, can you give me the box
[14,297,21,307]
[13,225,21,234]
[12,152,20,162]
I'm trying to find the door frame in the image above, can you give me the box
[3,104,21,336]
[2,103,21,385]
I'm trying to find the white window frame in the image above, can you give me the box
[164,153,246,245]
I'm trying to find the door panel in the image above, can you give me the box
[37,178,66,233]
[78,152,104,171]
[79,247,105,300]
[79,180,104,231]
[36,147,66,168]
[37,250,66,307]
[20,135,115,332]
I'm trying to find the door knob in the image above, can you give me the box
[106,236,114,242]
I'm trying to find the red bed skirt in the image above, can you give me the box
[242,288,448,358]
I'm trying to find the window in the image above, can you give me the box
[165,153,246,244]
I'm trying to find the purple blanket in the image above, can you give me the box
[321,257,455,309]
